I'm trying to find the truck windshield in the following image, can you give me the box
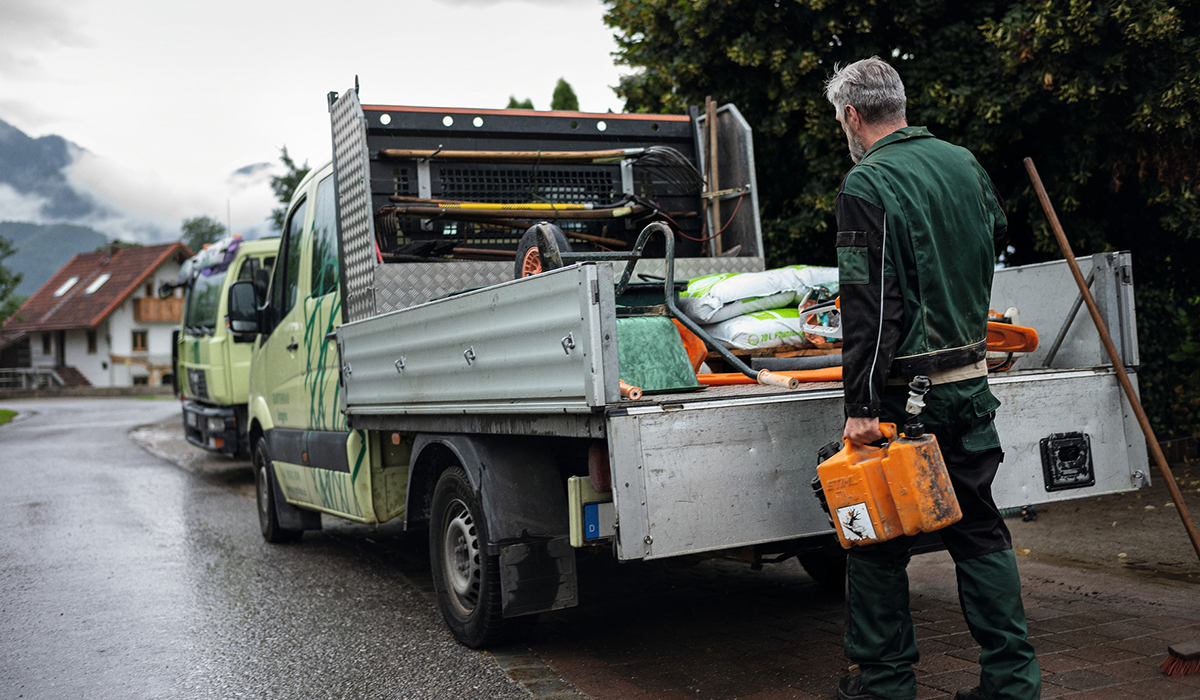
[183,268,227,331]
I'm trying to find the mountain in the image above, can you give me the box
[0,222,109,296]
[0,119,104,220]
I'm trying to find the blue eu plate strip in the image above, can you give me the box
[584,503,600,540]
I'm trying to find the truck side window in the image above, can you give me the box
[269,198,308,327]
[238,258,258,282]
[311,175,339,298]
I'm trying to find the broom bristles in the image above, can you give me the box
[1162,639,1200,676]
[1162,654,1200,676]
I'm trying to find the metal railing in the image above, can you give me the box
[0,368,66,390]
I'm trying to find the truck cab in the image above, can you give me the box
[169,235,278,456]
[240,163,363,529]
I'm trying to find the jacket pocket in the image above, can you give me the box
[837,241,870,286]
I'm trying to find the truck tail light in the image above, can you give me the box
[588,442,611,493]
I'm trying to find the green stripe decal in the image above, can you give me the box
[350,429,367,482]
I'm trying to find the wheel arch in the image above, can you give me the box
[407,433,569,542]
[409,433,578,619]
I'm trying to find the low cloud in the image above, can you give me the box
[0,184,49,223]
[64,152,282,243]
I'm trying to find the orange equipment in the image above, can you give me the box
[696,366,842,386]
[986,321,1039,353]
[816,422,962,549]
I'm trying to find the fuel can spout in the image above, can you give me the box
[904,375,931,438]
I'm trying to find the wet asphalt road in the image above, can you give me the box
[0,397,529,700]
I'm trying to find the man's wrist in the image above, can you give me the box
[845,403,880,418]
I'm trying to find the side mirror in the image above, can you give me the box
[227,280,260,335]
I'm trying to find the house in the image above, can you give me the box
[1,242,191,387]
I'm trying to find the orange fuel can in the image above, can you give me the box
[816,423,962,549]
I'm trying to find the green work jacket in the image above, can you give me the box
[835,126,1005,418]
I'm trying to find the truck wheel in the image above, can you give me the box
[513,223,572,279]
[429,466,535,647]
[253,437,303,543]
[797,546,848,596]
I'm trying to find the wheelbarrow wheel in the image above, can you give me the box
[514,223,572,279]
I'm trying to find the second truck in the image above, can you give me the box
[166,235,278,457]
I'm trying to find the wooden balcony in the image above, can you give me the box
[133,296,183,323]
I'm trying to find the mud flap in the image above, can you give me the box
[498,537,578,617]
[272,466,322,531]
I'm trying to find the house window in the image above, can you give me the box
[145,282,153,297]
[42,333,51,354]
[132,376,149,386]
[132,330,148,352]
[87,330,97,354]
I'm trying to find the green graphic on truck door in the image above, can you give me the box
[306,173,344,432]
[267,171,372,522]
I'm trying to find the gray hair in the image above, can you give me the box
[825,57,906,124]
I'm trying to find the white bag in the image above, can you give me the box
[678,265,839,324]
[703,308,808,350]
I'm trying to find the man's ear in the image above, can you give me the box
[843,104,861,129]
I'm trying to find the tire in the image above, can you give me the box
[513,223,572,279]
[429,466,536,647]
[797,545,848,596]
[253,437,303,543]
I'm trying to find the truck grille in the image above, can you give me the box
[188,368,208,399]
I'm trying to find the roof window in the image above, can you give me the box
[53,277,79,297]
[84,273,112,294]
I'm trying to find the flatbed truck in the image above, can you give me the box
[227,87,1149,647]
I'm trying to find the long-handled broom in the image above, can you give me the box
[1025,158,1200,676]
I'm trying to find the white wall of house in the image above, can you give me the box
[105,262,182,387]
[32,331,55,370]
[65,321,111,386]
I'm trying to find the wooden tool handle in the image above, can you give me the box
[1025,157,1200,561]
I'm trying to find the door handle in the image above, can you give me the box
[286,341,299,351]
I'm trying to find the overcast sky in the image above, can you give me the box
[0,0,630,241]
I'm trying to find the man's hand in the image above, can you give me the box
[844,416,884,445]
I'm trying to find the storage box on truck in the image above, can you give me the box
[226,87,1149,648]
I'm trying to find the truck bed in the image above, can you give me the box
[336,244,1148,563]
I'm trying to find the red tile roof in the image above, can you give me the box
[2,243,192,332]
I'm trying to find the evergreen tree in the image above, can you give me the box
[507,96,534,109]
[0,235,24,323]
[550,78,579,111]
[269,146,311,231]
[181,216,226,253]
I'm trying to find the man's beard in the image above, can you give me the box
[845,124,867,164]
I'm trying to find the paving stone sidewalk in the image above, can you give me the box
[528,549,1200,700]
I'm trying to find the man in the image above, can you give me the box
[825,57,1040,700]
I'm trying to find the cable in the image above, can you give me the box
[676,192,745,242]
